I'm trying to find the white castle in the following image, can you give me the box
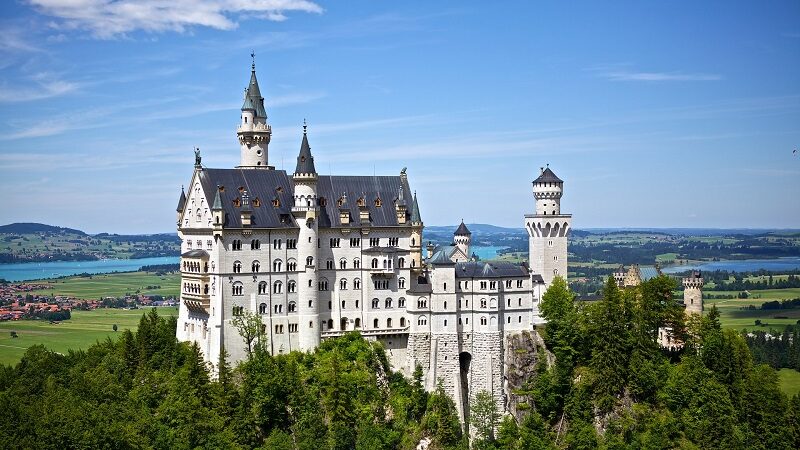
[175,62,572,422]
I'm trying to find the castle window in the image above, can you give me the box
[444,319,447,327]
[273,281,283,294]
[340,278,347,290]
[357,197,365,207]
[328,301,332,309]
[258,282,268,295]
[353,258,361,269]
[232,306,244,315]
[196,209,201,222]
[341,300,346,309]
[289,324,298,333]
[328,319,334,329]
[507,298,511,307]
[490,298,497,308]
[398,297,406,307]
[273,239,281,249]
[252,197,260,207]
[400,317,406,327]
[548,240,553,247]
[519,298,522,306]
[506,280,512,289]
[370,237,380,247]
[355,318,361,328]
[444,301,447,309]
[252,261,260,272]
[519,316,522,323]
[319,197,327,207]
[326,259,334,270]
[339,258,347,269]
[387,318,392,327]
[385,298,393,308]
[350,238,361,247]
[287,260,297,271]
[288,301,296,313]
[371,258,379,269]
[286,239,297,249]
[318,279,329,291]
[490,281,496,289]
[375,197,382,207]
[480,281,487,290]
[232,283,243,296]
[233,261,242,273]
[389,237,398,246]
[374,318,379,329]
[273,259,282,272]
[232,239,242,251]
[480,317,487,326]
[480,299,487,308]
[274,324,284,334]
[398,257,405,268]
[507,317,511,324]
[417,316,427,326]
[259,303,267,314]
[356,300,360,308]
[517,280,523,288]
[398,278,406,289]
[330,238,340,248]
[372,298,379,308]
[274,304,283,313]
[417,298,427,308]
[306,256,314,266]
[288,280,296,293]
[354,278,361,290]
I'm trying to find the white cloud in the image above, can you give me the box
[599,70,721,82]
[26,0,323,38]
[0,72,79,103]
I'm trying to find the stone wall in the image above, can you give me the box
[504,330,550,421]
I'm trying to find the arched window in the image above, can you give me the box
[372,298,380,308]
[327,319,334,329]
[233,261,242,273]
[398,297,406,308]
[252,261,260,272]
[490,298,497,308]
[288,280,296,293]
[353,258,361,269]
[339,278,347,290]
[354,278,361,290]
[306,256,314,266]
[273,280,283,294]
[196,208,201,222]
[480,299,487,308]
[232,282,243,296]
[417,315,427,326]
[287,259,297,271]
[373,318,379,328]
[385,298,393,308]
[371,258,379,269]
[400,317,406,327]
[387,318,393,328]
[340,258,347,269]
[398,257,405,268]
[273,259,282,272]
[259,303,268,314]
[480,316,487,325]
[288,301,296,313]
[355,318,361,328]
[318,278,329,291]
[258,281,268,294]
[340,318,347,330]
[417,297,427,308]
[398,278,406,289]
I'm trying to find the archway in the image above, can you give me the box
[459,351,472,429]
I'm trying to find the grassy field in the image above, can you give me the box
[706,288,800,331]
[0,307,179,366]
[26,271,181,299]
[778,369,800,397]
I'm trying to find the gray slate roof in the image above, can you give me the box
[197,168,413,229]
[241,67,267,118]
[176,188,186,212]
[181,249,209,258]
[198,168,297,229]
[454,221,471,236]
[455,261,530,279]
[534,167,562,183]
[639,266,661,281]
[294,133,316,174]
[410,191,422,223]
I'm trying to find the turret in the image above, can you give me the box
[683,270,703,315]
[176,186,186,225]
[240,190,252,227]
[212,186,224,240]
[533,165,563,216]
[410,191,424,269]
[453,220,471,259]
[237,55,272,169]
[291,123,320,351]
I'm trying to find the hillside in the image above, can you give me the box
[0,223,180,264]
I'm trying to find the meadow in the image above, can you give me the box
[778,369,800,397]
[27,271,181,299]
[0,307,179,366]
[706,288,800,331]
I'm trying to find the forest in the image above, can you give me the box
[1,278,800,449]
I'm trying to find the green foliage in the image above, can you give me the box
[470,390,500,445]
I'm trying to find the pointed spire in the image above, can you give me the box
[176,186,186,212]
[454,219,471,236]
[241,55,267,118]
[212,186,223,211]
[294,122,317,175]
[410,191,422,224]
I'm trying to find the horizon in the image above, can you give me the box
[1,1,799,233]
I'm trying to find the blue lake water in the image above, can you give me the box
[0,256,180,282]
[472,246,508,261]
[662,257,800,274]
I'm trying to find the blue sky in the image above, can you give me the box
[0,1,798,234]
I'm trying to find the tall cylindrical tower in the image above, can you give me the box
[453,220,471,260]
[683,270,704,315]
[524,165,571,290]
[533,165,563,216]
[237,60,272,169]
[292,125,320,350]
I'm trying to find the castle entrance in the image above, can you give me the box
[459,352,472,429]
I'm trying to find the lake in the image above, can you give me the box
[0,256,180,282]
[472,246,508,261]
[663,257,800,274]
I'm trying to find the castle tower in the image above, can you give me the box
[292,123,320,350]
[524,165,571,290]
[453,220,471,261]
[409,191,424,270]
[683,270,703,315]
[176,186,186,225]
[237,56,272,169]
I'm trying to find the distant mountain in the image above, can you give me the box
[0,223,87,236]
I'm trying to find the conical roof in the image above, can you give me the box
[241,64,267,118]
[534,167,562,183]
[294,129,317,175]
[410,191,422,223]
[454,220,471,236]
[212,187,223,211]
[176,187,186,212]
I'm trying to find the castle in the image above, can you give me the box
[175,62,571,422]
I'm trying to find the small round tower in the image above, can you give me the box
[533,165,563,216]
[683,270,704,315]
[237,56,272,169]
[453,220,471,259]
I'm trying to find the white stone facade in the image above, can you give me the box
[174,65,570,423]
